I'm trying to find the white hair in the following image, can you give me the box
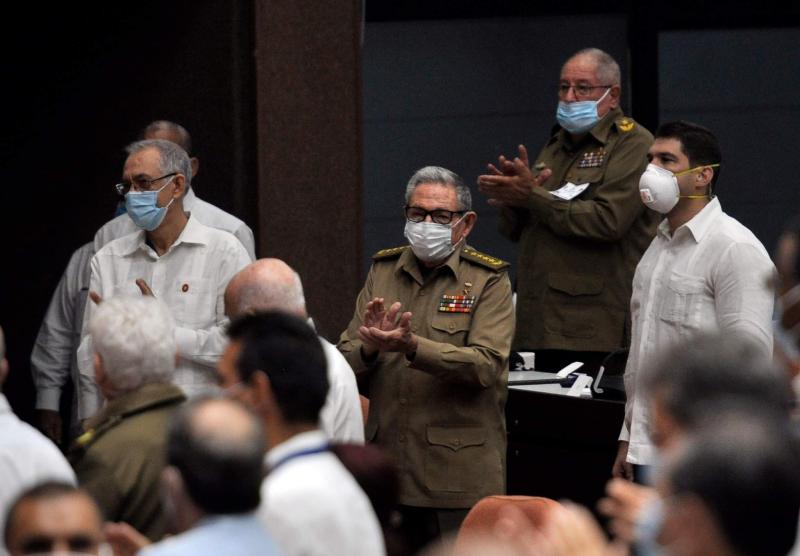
[405,166,471,211]
[89,296,176,393]
[569,47,621,86]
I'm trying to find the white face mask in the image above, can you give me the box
[638,164,681,214]
[638,163,718,214]
[404,218,463,263]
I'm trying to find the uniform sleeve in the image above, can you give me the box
[337,267,378,375]
[713,242,775,358]
[411,271,514,388]
[526,132,651,242]
[498,207,531,242]
[73,451,123,521]
[174,241,251,366]
[31,248,89,410]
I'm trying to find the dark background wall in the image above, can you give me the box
[659,28,800,249]
[0,1,256,421]
[1,1,798,426]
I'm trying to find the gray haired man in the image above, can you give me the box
[70,296,186,541]
[338,166,514,551]
[76,139,250,419]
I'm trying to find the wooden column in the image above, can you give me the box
[254,0,363,339]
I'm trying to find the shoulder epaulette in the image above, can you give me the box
[461,248,510,271]
[372,246,407,260]
[615,117,636,133]
[68,415,123,461]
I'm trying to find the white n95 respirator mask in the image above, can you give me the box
[638,163,717,214]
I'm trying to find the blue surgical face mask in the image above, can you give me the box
[556,87,611,135]
[125,177,176,231]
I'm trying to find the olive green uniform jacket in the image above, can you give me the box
[69,383,185,540]
[338,244,514,508]
[502,107,658,352]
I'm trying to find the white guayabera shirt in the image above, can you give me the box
[621,197,775,465]
[77,215,251,419]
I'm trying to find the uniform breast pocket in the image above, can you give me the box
[170,277,216,327]
[543,273,604,338]
[424,425,493,493]
[657,272,706,329]
[569,166,605,194]
[430,313,472,345]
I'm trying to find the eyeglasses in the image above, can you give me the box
[114,173,177,196]
[558,83,612,99]
[404,206,465,225]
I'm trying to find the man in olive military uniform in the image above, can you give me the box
[338,166,514,552]
[478,47,657,374]
[69,296,185,541]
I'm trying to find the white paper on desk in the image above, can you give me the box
[567,374,593,397]
[556,362,584,378]
[550,182,589,201]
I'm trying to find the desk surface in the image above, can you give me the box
[509,370,591,397]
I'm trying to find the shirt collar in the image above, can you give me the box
[184,187,197,210]
[660,197,722,243]
[84,383,185,431]
[395,242,463,285]
[265,429,327,468]
[121,213,208,257]
[0,394,12,416]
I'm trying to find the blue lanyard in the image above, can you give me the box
[269,444,329,473]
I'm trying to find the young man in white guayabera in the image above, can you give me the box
[76,139,250,421]
[613,121,775,481]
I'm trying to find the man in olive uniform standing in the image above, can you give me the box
[338,166,514,551]
[478,47,657,374]
[69,296,185,541]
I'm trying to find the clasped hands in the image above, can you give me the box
[477,144,552,207]
[358,297,418,357]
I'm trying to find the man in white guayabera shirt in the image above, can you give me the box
[613,120,775,481]
[77,139,250,420]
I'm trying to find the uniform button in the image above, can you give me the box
[419,289,426,296]
[453,439,461,447]
[399,434,406,443]
[400,398,407,405]
[448,323,455,330]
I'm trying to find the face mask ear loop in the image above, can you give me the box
[675,163,720,200]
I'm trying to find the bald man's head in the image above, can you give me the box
[167,397,265,515]
[225,259,307,319]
